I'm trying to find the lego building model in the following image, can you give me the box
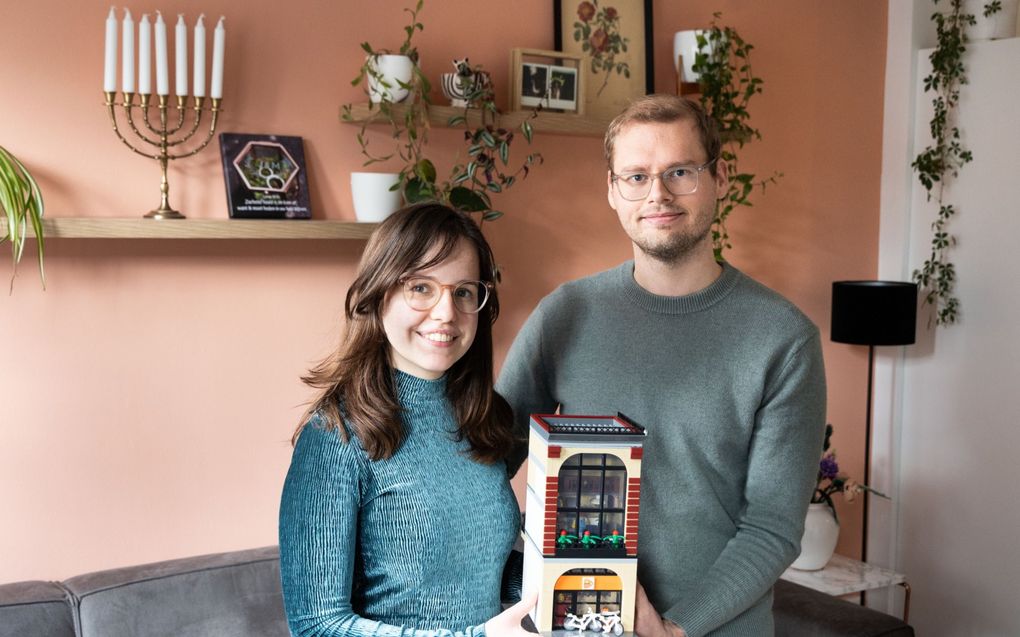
[522,414,646,635]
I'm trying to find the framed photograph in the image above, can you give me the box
[554,0,654,121]
[218,133,312,219]
[511,48,585,115]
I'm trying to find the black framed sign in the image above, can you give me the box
[554,0,654,121]
[218,133,312,219]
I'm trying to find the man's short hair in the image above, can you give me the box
[604,94,721,175]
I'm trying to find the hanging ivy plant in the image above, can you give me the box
[341,0,541,224]
[692,12,781,261]
[912,0,1001,326]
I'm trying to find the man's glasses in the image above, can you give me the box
[610,158,718,201]
[399,276,494,314]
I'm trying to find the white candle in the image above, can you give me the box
[211,16,225,99]
[175,15,188,96]
[121,9,135,93]
[138,14,151,94]
[104,6,117,92]
[193,15,206,97]
[154,11,169,96]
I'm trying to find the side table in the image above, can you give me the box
[781,554,911,621]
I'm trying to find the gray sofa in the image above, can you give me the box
[0,546,912,637]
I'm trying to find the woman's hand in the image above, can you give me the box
[484,593,538,637]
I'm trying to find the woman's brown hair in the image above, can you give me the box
[294,202,514,463]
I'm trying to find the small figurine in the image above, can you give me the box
[441,58,492,108]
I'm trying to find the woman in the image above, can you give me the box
[279,203,533,637]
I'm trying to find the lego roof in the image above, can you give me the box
[529,414,646,444]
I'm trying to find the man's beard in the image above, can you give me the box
[634,208,714,263]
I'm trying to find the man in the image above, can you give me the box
[497,95,826,637]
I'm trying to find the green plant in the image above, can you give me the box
[911,0,1001,326]
[343,0,432,173]
[417,64,543,222]
[692,13,781,261]
[811,424,888,522]
[0,144,45,291]
[341,1,542,223]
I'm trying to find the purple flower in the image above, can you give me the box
[819,454,839,480]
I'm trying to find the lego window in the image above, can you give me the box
[552,569,624,629]
[557,511,578,534]
[556,453,627,553]
[558,472,579,508]
[579,470,603,507]
[603,512,624,535]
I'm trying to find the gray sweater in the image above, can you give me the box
[496,262,826,637]
[279,371,520,637]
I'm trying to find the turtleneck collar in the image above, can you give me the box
[394,369,448,403]
[617,260,741,315]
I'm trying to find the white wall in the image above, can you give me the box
[878,7,1020,633]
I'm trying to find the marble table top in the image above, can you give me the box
[781,553,907,596]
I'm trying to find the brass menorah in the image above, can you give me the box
[104,91,222,219]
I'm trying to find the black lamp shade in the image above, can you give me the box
[831,281,918,346]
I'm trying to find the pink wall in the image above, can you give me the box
[0,0,886,581]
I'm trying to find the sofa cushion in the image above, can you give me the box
[61,546,287,637]
[773,579,914,637]
[0,580,75,637]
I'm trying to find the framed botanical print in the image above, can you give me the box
[554,0,654,121]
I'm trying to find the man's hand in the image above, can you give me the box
[634,584,687,637]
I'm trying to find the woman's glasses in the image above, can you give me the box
[399,276,493,314]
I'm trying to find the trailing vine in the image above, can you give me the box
[912,0,1001,326]
[692,13,781,261]
[340,0,541,223]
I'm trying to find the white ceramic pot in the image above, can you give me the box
[350,172,402,222]
[673,30,705,83]
[965,0,1019,40]
[790,503,839,571]
[367,54,415,103]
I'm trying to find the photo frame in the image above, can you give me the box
[553,0,654,121]
[510,48,585,115]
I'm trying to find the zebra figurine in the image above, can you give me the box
[441,58,491,107]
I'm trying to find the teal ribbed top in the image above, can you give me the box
[497,262,827,637]
[279,371,520,637]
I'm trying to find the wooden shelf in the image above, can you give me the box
[342,103,611,138]
[29,218,377,240]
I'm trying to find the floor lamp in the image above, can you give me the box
[830,281,917,563]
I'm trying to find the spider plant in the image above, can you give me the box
[0,144,45,291]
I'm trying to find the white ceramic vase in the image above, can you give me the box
[790,503,839,571]
[350,172,402,222]
[672,30,706,83]
[367,54,415,103]
[965,0,1019,40]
